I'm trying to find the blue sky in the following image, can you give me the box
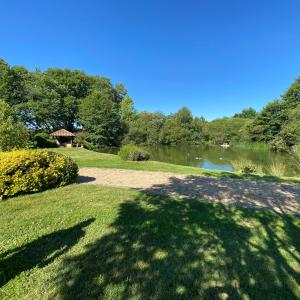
[1,0,300,120]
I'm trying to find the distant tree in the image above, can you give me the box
[234,107,257,119]
[78,91,121,146]
[0,59,9,100]
[0,100,29,151]
[125,112,165,145]
[159,107,205,145]
[282,76,300,108]
[206,117,248,144]
[247,101,287,142]
[120,94,137,124]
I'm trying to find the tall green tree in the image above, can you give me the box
[0,100,29,151]
[79,91,121,146]
[0,59,9,100]
[247,101,287,142]
[120,94,137,124]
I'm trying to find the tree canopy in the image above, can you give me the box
[0,57,300,150]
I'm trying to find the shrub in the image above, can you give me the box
[34,132,57,148]
[231,159,262,175]
[291,145,300,173]
[0,100,29,151]
[267,161,286,177]
[81,140,95,150]
[118,144,150,161]
[0,150,78,199]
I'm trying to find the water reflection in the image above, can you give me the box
[146,145,296,176]
[97,144,296,176]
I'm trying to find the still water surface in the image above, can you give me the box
[102,145,296,176]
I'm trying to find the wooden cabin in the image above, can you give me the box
[50,129,75,147]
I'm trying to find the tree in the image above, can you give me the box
[247,101,287,142]
[124,112,165,145]
[234,107,257,119]
[78,91,121,146]
[0,59,9,100]
[120,94,137,124]
[206,117,248,144]
[159,107,205,145]
[282,76,300,109]
[0,100,29,151]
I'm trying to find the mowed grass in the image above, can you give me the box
[0,184,299,299]
[50,148,300,184]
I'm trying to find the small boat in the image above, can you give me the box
[221,143,230,149]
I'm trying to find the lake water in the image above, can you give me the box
[145,145,297,176]
[100,144,297,176]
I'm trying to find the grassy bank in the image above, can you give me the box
[1,184,299,299]
[50,148,300,184]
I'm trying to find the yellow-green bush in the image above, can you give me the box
[0,150,78,199]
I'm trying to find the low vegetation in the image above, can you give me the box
[118,144,150,161]
[0,150,78,199]
[267,161,287,177]
[231,159,262,175]
[0,185,299,299]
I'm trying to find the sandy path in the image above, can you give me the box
[78,168,300,214]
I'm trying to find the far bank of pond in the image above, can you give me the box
[100,144,297,176]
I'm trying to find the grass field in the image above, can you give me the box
[1,184,299,299]
[50,148,300,184]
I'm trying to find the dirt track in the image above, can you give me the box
[77,168,300,214]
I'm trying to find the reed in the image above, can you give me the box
[267,161,286,177]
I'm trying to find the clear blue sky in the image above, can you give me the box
[1,0,300,120]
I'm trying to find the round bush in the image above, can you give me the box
[34,132,57,148]
[118,144,150,161]
[0,150,78,199]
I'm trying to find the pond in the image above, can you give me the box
[99,144,297,176]
[145,145,297,176]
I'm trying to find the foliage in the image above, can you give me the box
[267,161,287,177]
[231,159,262,175]
[118,144,150,161]
[0,149,78,199]
[247,101,288,142]
[206,117,248,145]
[0,99,29,151]
[120,94,137,124]
[234,107,257,119]
[73,131,88,146]
[1,57,300,150]
[78,91,121,147]
[291,145,300,173]
[34,132,57,148]
[159,108,206,145]
[125,112,166,145]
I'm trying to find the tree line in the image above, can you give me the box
[0,57,299,151]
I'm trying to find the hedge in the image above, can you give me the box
[0,150,78,199]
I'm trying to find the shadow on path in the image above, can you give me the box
[142,175,300,214]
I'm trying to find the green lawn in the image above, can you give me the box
[50,148,300,184]
[0,184,299,299]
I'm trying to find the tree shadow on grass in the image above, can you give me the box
[0,218,95,287]
[53,193,300,299]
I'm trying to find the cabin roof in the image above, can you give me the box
[50,129,75,137]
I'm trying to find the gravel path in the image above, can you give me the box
[78,168,300,214]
